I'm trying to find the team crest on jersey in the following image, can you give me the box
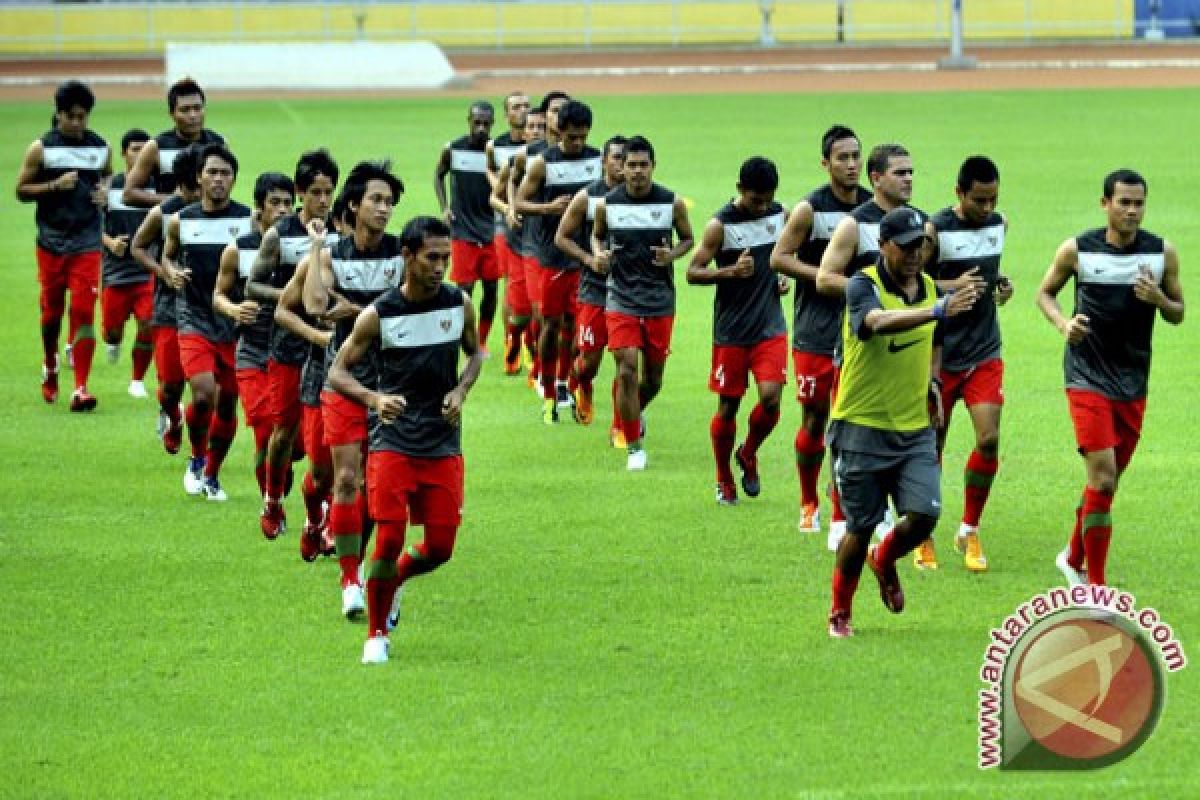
[651,210,662,220]
[767,223,777,234]
[228,225,240,237]
[987,235,998,247]
[384,263,397,281]
[440,317,452,332]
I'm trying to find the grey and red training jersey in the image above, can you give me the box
[929,207,1005,372]
[176,200,253,343]
[603,182,677,318]
[711,199,787,347]
[33,127,108,254]
[447,134,494,246]
[102,172,150,287]
[323,233,405,392]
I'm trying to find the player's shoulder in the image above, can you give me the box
[230,200,254,216]
[929,206,958,229]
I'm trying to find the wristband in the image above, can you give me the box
[932,294,950,321]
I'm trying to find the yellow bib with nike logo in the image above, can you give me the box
[831,265,937,432]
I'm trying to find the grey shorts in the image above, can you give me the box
[832,444,942,534]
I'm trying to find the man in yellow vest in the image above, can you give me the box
[826,207,979,638]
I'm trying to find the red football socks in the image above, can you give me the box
[963,448,999,527]
[1081,486,1114,585]
[710,415,736,485]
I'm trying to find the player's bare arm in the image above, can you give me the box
[159,213,191,290]
[686,218,752,284]
[213,241,260,326]
[769,200,818,280]
[589,199,615,275]
[652,196,694,266]
[15,140,74,201]
[130,206,164,278]
[444,292,486,427]
[245,225,282,303]
[123,139,170,207]
[993,213,1014,305]
[103,232,129,258]
[301,222,332,315]
[1036,238,1090,345]
[328,306,404,422]
[274,259,333,348]
[1135,241,1185,324]
[434,144,454,226]
[929,343,947,429]
[516,157,569,217]
[816,215,858,296]
[552,188,593,267]
[862,286,977,335]
[484,140,502,190]
[490,161,512,218]
[928,219,987,296]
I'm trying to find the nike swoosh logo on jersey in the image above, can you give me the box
[888,339,920,353]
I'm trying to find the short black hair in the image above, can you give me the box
[342,160,405,216]
[503,91,527,112]
[399,215,452,255]
[167,78,206,112]
[957,155,999,192]
[172,145,204,191]
[821,124,859,159]
[294,148,339,192]
[557,100,593,131]
[738,156,779,193]
[538,91,570,114]
[624,135,655,163]
[1104,168,1147,199]
[120,128,150,152]
[469,100,495,117]
[330,192,352,227]
[253,171,295,209]
[198,143,238,179]
[867,143,909,178]
[54,80,95,113]
[603,135,628,159]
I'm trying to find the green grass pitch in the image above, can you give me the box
[0,88,1197,798]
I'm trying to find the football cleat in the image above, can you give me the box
[912,538,939,571]
[828,609,853,639]
[1055,548,1088,587]
[386,585,405,633]
[797,503,821,534]
[573,386,594,425]
[541,397,558,425]
[202,476,227,502]
[955,524,988,573]
[41,359,59,404]
[555,382,574,410]
[342,582,366,620]
[734,444,761,498]
[105,343,120,364]
[127,380,148,399]
[715,482,738,506]
[626,447,648,472]
[609,426,627,449]
[183,456,206,495]
[69,388,97,413]
[260,498,286,541]
[868,544,905,613]
[361,634,389,665]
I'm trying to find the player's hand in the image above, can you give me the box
[1061,314,1090,345]
[928,381,946,429]
[651,237,674,267]
[547,195,572,215]
[592,249,612,275]
[443,209,456,226]
[55,171,79,191]
[1134,269,1166,309]
[994,275,1013,306]
[306,217,327,246]
[109,234,130,258]
[319,296,362,324]
[162,264,191,290]
[373,392,406,424]
[91,184,107,208]
[776,275,791,296]
[506,208,522,230]
[954,267,988,294]
[943,285,980,317]
[442,387,466,426]
[730,248,754,278]
[234,300,260,326]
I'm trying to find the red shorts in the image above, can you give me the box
[178,333,237,394]
[524,256,544,309]
[792,350,838,409]
[505,246,532,319]
[494,233,514,279]
[450,239,500,284]
[36,247,99,312]
[939,358,1004,411]
[1066,388,1147,470]
[540,268,580,319]
[606,311,674,364]
[366,451,464,526]
[153,325,185,385]
[575,302,608,353]
[710,335,788,398]
[302,403,332,470]
[101,281,153,333]
[321,389,367,447]
[236,367,271,427]
[267,360,303,428]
